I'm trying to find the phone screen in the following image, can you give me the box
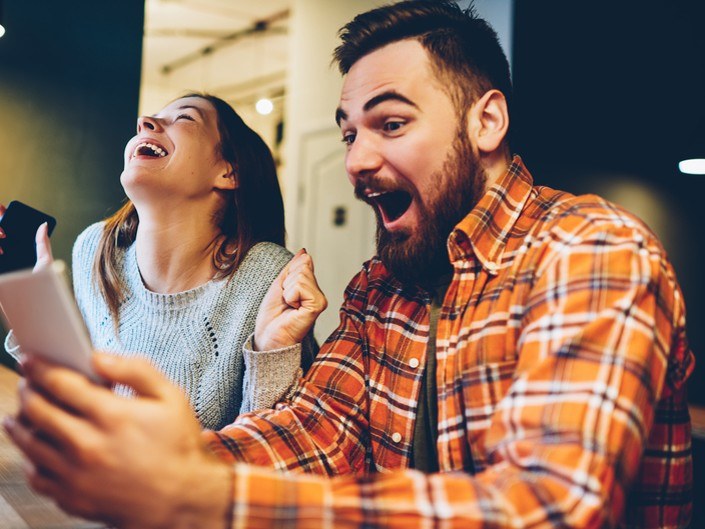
[0,201,57,274]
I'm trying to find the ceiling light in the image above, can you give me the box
[0,1,5,39]
[255,98,274,116]
[678,159,705,175]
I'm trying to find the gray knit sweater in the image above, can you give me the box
[5,222,316,431]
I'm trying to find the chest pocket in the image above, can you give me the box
[461,359,518,472]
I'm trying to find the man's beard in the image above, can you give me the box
[370,131,486,286]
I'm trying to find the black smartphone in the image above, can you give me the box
[0,200,57,274]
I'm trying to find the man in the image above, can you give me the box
[5,1,693,528]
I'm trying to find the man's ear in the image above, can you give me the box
[466,89,509,155]
[213,162,238,191]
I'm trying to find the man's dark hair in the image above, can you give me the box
[334,0,512,143]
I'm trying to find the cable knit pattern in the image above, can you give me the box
[6,222,316,430]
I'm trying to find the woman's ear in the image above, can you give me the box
[214,162,238,191]
[466,89,509,155]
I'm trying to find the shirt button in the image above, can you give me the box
[391,432,402,443]
[409,357,420,369]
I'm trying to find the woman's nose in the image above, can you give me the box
[137,116,160,134]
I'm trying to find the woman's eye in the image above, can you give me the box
[383,121,404,133]
[341,133,356,145]
[176,114,195,121]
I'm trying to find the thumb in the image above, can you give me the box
[33,223,54,271]
[92,352,171,399]
[279,248,307,280]
[262,248,306,302]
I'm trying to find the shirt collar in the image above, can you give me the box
[448,155,534,275]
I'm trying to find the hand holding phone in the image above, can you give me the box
[0,201,56,274]
[0,261,101,383]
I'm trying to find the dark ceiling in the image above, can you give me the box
[512,0,705,181]
[512,0,705,406]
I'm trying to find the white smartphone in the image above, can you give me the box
[0,261,101,383]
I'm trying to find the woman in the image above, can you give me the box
[3,93,320,430]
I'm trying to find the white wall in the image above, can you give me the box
[282,0,384,341]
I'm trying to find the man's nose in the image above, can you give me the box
[345,134,383,182]
[136,116,161,134]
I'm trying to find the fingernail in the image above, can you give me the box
[19,357,29,374]
[22,460,37,480]
[2,416,14,432]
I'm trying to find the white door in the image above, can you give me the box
[294,126,376,342]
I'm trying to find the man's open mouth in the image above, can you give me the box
[366,190,413,224]
[132,142,168,158]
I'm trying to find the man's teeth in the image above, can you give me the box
[133,142,167,158]
[366,191,384,198]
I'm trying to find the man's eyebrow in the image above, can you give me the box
[364,91,418,112]
[335,91,419,126]
[335,107,347,127]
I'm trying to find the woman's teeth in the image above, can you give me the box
[133,142,167,158]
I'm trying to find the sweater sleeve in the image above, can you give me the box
[239,329,319,413]
[236,242,306,414]
[239,334,303,413]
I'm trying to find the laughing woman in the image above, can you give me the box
[3,93,320,430]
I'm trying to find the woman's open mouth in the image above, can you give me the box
[132,141,168,159]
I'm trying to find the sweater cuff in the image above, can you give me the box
[241,333,302,412]
[4,330,21,362]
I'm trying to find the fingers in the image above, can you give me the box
[21,355,116,424]
[4,416,104,522]
[33,222,54,271]
[3,414,74,478]
[286,248,311,276]
[92,353,175,400]
[282,250,327,314]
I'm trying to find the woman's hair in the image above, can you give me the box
[94,93,285,323]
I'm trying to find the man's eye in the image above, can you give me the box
[341,133,356,145]
[176,114,195,121]
[383,121,404,133]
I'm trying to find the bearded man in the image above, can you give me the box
[7,1,693,528]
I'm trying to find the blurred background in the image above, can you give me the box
[0,0,702,519]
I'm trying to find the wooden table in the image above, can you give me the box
[0,364,104,529]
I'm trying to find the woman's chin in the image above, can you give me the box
[120,176,163,205]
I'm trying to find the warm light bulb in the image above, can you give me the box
[0,25,6,38]
[678,158,705,175]
[255,98,274,116]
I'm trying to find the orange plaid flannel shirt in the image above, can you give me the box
[204,156,694,528]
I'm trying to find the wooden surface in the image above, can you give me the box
[0,364,103,529]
